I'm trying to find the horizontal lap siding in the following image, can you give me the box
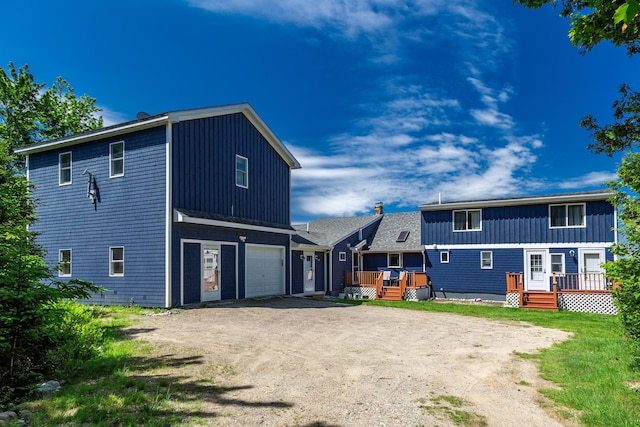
[172,113,291,226]
[422,201,615,245]
[425,248,522,295]
[29,126,167,307]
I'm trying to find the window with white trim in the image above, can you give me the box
[388,253,402,268]
[453,209,481,231]
[59,249,72,277]
[110,247,124,276]
[110,141,124,177]
[339,252,346,262]
[549,203,585,228]
[440,251,449,263]
[236,155,248,188]
[480,251,493,269]
[551,253,565,274]
[59,152,72,185]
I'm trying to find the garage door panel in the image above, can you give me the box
[246,246,284,298]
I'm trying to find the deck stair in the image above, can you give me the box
[522,291,558,311]
[379,286,403,301]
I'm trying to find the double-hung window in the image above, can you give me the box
[549,204,585,228]
[480,251,493,269]
[110,141,124,177]
[453,209,481,231]
[236,155,248,188]
[59,152,72,185]
[59,249,72,277]
[551,253,565,274]
[110,247,124,276]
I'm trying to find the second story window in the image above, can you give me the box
[110,141,124,177]
[59,249,72,277]
[236,155,248,188]
[550,204,585,228]
[59,152,72,185]
[453,209,481,231]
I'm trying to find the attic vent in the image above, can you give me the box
[396,231,409,242]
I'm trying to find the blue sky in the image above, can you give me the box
[3,1,639,223]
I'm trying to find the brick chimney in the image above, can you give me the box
[374,201,384,215]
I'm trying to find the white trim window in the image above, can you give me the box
[59,152,72,185]
[551,253,565,275]
[480,251,493,269]
[110,141,125,177]
[236,155,248,188]
[549,203,585,228]
[109,246,124,276]
[453,209,481,231]
[388,253,402,268]
[339,251,347,262]
[440,251,449,263]
[59,249,72,277]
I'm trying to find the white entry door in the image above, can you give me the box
[202,245,221,302]
[303,251,315,293]
[579,248,606,290]
[525,250,548,291]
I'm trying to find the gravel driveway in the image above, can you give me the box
[125,297,571,426]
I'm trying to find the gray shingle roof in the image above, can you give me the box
[292,215,382,247]
[367,212,422,252]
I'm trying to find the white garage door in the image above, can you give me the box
[245,245,285,298]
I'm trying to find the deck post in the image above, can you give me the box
[518,272,524,308]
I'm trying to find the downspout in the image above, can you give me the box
[328,247,334,294]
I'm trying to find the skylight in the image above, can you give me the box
[396,231,409,242]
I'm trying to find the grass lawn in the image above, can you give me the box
[17,301,640,426]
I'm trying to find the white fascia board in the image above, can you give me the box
[425,242,614,250]
[174,210,296,235]
[15,116,170,155]
[420,191,614,211]
[168,103,301,170]
[292,243,331,251]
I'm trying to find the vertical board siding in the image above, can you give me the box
[426,248,523,295]
[29,126,167,307]
[172,113,291,226]
[422,200,615,245]
[183,243,201,305]
[314,251,325,292]
[291,251,304,294]
[172,222,290,304]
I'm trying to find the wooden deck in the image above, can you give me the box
[506,272,614,311]
[345,270,429,301]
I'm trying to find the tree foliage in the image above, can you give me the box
[0,64,104,404]
[514,0,640,55]
[0,62,102,152]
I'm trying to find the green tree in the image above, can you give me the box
[0,62,102,152]
[514,1,640,55]
[0,64,104,404]
[516,0,640,361]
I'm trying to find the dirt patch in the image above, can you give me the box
[124,297,572,426]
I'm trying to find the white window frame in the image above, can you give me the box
[480,251,493,269]
[339,252,347,262]
[110,141,125,178]
[236,155,248,188]
[109,246,125,277]
[550,253,565,275]
[388,253,402,268]
[549,203,585,228]
[59,152,72,186]
[453,209,482,232]
[59,249,72,277]
[440,251,449,264]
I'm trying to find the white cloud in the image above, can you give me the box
[558,171,617,190]
[96,105,129,127]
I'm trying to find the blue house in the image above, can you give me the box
[419,190,616,301]
[17,103,301,308]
